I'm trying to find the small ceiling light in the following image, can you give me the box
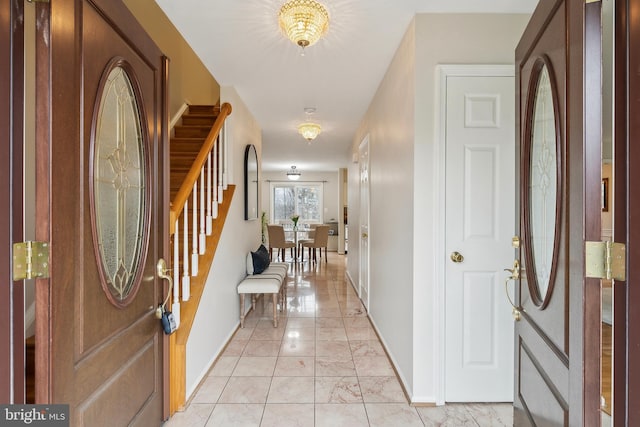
[287,165,301,180]
[298,122,322,141]
[278,0,330,51]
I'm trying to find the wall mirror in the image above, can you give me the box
[244,144,259,220]
[522,56,562,309]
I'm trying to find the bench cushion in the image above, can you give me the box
[237,277,282,294]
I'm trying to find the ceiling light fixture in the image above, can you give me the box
[298,122,322,141]
[278,0,329,51]
[287,165,301,180]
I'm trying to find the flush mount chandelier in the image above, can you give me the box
[278,0,330,49]
[298,122,322,141]
[287,166,301,180]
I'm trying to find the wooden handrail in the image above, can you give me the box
[169,102,232,234]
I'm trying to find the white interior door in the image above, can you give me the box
[443,71,515,401]
[359,136,370,310]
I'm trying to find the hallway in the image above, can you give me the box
[164,252,512,426]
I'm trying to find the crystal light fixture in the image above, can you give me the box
[278,0,329,50]
[287,166,301,180]
[298,122,322,141]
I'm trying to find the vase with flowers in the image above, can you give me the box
[291,214,300,231]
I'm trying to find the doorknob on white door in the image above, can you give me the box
[450,251,464,263]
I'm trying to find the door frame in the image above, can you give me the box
[614,0,640,423]
[0,0,24,404]
[358,134,370,310]
[434,64,515,404]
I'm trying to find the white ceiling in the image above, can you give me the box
[155,0,538,173]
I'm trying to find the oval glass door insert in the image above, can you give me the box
[526,60,561,306]
[91,63,149,307]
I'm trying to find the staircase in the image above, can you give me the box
[168,103,234,413]
[170,105,220,200]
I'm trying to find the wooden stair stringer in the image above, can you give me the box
[170,184,235,413]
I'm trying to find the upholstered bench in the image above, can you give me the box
[238,246,288,328]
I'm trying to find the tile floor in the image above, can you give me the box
[163,252,513,427]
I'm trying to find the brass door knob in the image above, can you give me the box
[450,252,464,263]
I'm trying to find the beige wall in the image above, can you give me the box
[123,0,220,118]
[185,86,263,396]
[348,13,530,403]
[348,18,416,394]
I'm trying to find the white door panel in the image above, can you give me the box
[445,74,515,402]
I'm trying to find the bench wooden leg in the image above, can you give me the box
[239,294,246,328]
[272,293,278,327]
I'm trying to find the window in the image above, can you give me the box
[270,182,323,224]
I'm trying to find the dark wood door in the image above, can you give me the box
[614,0,640,424]
[34,0,168,424]
[0,0,25,404]
[513,1,601,425]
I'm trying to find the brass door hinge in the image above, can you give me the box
[585,241,625,281]
[13,241,50,280]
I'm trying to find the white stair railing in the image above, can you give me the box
[169,103,232,328]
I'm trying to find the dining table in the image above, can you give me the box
[283,225,311,261]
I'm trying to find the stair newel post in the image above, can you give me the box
[206,152,212,235]
[222,121,228,190]
[172,221,181,327]
[182,201,190,301]
[191,181,199,276]
[217,136,224,204]
[212,139,219,218]
[199,167,206,254]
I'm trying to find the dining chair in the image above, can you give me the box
[267,225,296,261]
[297,225,316,254]
[301,225,329,263]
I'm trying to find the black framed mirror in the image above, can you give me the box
[244,144,258,220]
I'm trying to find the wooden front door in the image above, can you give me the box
[513,1,601,425]
[34,0,168,424]
[0,0,25,404]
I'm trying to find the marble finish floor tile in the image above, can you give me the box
[267,377,315,403]
[365,403,423,427]
[232,356,277,377]
[315,357,357,376]
[359,377,407,403]
[208,356,238,377]
[315,403,369,427]
[204,403,263,427]
[353,356,395,376]
[417,404,480,426]
[274,356,315,377]
[315,377,362,403]
[163,404,213,427]
[218,377,272,404]
[261,404,315,427]
[242,340,281,357]
[191,376,228,404]
[165,253,514,426]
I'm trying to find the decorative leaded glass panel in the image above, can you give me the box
[528,65,557,300]
[93,65,147,304]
